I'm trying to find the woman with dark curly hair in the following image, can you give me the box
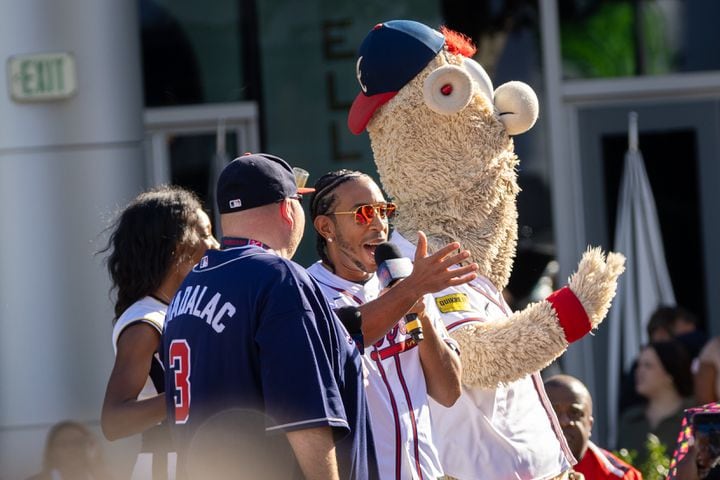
[100,185,218,479]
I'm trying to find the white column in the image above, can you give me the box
[0,1,145,477]
[539,0,601,438]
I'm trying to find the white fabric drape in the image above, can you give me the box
[606,112,676,447]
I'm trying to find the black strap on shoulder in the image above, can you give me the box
[149,355,165,394]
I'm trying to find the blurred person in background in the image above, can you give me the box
[100,186,218,479]
[673,415,720,480]
[617,340,695,464]
[695,337,720,404]
[27,421,114,480]
[619,305,705,414]
[545,374,642,480]
[653,305,707,360]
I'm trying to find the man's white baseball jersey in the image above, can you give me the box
[307,262,452,480]
[393,233,575,480]
[112,296,176,480]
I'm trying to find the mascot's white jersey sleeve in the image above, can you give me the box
[111,296,167,401]
[392,232,574,480]
[307,261,448,480]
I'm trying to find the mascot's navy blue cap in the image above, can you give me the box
[348,20,445,135]
[216,153,314,214]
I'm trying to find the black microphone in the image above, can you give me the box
[335,306,362,336]
[374,243,424,343]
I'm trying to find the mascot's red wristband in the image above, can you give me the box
[546,286,591,343]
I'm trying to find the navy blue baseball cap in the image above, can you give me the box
[216,153,314,214]
[348,20,445,135]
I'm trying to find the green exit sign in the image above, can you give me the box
[7,52,77,102]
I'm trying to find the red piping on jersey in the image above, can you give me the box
[220,236,272,250]
[393,350,424,479]
[446,317,485,332]
[468,281,509,315]
[318,278,424,477]
[374,348,403,479]
[370,337,419,361]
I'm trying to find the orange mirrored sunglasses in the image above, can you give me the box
[328,202,397,225]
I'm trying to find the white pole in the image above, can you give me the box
[0,1,145,477]
[629,112,639,152]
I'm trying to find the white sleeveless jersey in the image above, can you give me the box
[112,296,177,480]
[393,233,574,480]
[307,262,451,480]
[112,296,167,400]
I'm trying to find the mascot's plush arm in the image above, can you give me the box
[453,248,625,388]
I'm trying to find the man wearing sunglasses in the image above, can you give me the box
[307,169,478,480]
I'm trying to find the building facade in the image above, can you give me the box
[1,0,719,477]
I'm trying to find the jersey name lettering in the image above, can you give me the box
[168,284,235,333]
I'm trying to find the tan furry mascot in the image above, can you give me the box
[348,20,625,480]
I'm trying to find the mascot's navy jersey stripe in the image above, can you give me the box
[163,244,377,480]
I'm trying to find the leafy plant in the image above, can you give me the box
[614,434,671,480]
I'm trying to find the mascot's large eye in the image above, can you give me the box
[463,58,494,102]
[494,81,539,136]
[423,65,473,115]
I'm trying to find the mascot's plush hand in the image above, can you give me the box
[566,248,626,337]
[349,20,625,388]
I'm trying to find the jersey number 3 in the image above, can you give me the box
[169,340,191,424]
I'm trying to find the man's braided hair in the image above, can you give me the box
[309,169,369,268]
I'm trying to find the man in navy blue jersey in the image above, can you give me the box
[163,153,378,480]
